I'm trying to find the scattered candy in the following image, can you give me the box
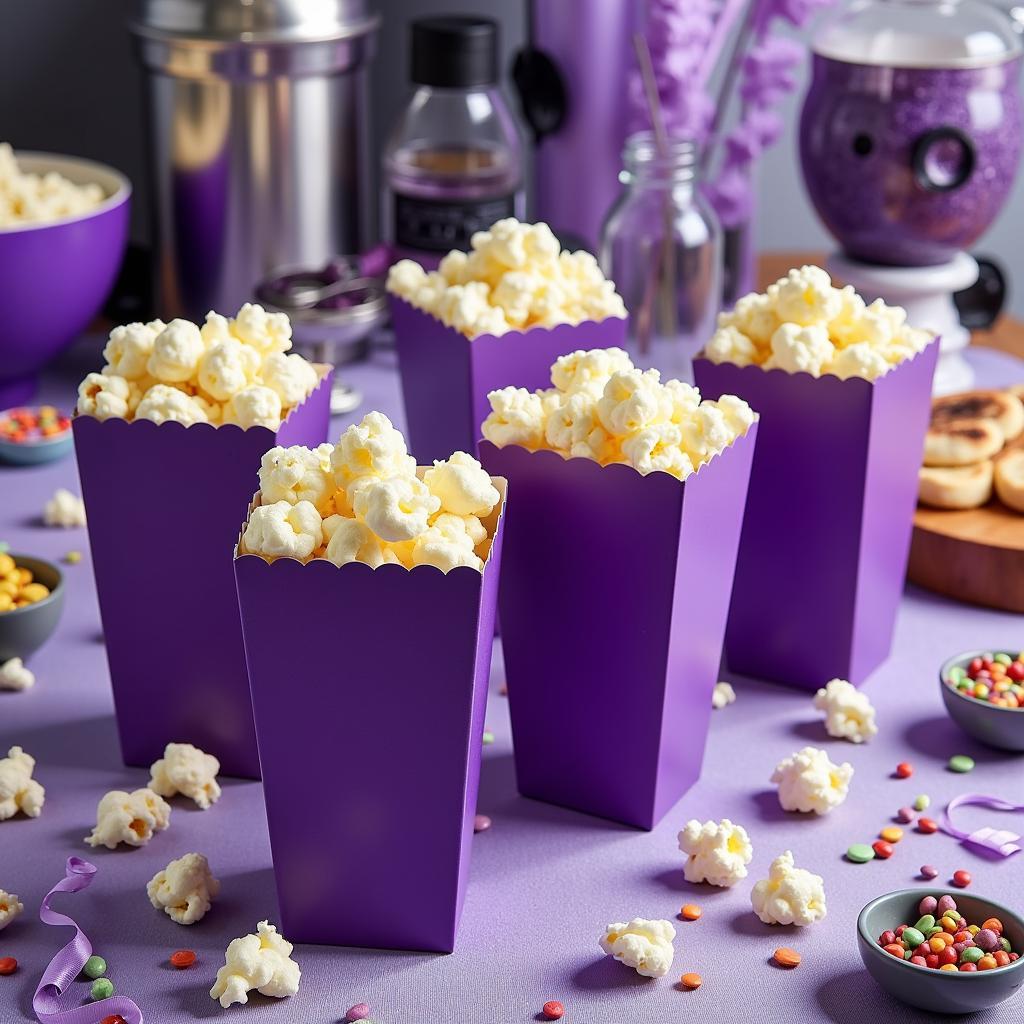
[917,817,939,834]
[482,731,495,745]
[952,870,972,888]
[880,826,904,844]
[680,904,702,921]
[945,652,1024,709]
[846,844,875,863]
[920,865,939,880]
[542,1000,565,1020]
[100,1016,128,1024]
[83,954,107,979]
[0,406,71,446]
[473,814,491,833]
[91,978,115,1000]
[498,683,508,696]
[895,762,913,778]
[773,947,802,968]
[948,755,975,774]
[63,550,82,564]
[345,1003,371,1021]
[0,553,52,615]
[872,840,894,859]
[680,972,702,990]
[169,950,197,969]
[0,956,17,975]
[914,794,930,811]
[896,806,916,824]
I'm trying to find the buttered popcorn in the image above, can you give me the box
[704,265,932,380]
[149,742,221,810]
[812,678,878,744]
[386,218,626,338]
[241,412,501,573]
[482,348,755,479]
[0,889,24,931]
[210,920,301,1008]
[750,851,827,926]
[677,818,753,888]
[148,852,220,925]
[599,918,676,978]
[76,304,320,430]
[772,746,853,815]
[0,747,45,820]
[85,787,171,849]
[0,142,104,227]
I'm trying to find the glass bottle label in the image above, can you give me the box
[393,192,517,253]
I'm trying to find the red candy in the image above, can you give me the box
[895,762,913,778]
[542,1000,565,1019]
[917,817,939,834]
[880,930,897,945]
[100,1017,128,1024]
[883,943,904,958]
[872,840,894,859]
[0,957,16,975]
[169,949,197,969]
[952,870,972,888]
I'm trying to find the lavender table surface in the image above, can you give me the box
[2,336,1023,1024]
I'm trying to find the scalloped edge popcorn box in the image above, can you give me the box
[233,477,506,952]
[390,296,628,464]
[478,428,756,830]
[693,339,938,690]
[72,367,333,778]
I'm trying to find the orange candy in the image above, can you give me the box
[879,826,904,844]
[169,949,196,969]
[994,951,1011,967]
[773,947,802,968]
[928,936,948,953]
[680,972,702,990]
[680,904,702,921]
[978,955,998,971]
[982,918,1003,934]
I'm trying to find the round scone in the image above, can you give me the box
[994,449,1024,513]
[919,462,994,509]
[923,418,1003,467]
[931,390,1024,442]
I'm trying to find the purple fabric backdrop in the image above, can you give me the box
[1,335,1022,1024]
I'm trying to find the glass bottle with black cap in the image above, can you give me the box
[384,15,524,265]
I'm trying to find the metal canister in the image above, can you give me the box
[131,0,378,319]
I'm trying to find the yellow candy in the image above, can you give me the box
[880,826,903,843]
[19,582,49,603]
[0,580,17,599]
[0,553,13,575]
[0,593,13,612]
[940,963,958,972]
[15,567,31,586]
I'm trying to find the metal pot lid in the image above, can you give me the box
[814,0,1022,69]
[131,0,378,44]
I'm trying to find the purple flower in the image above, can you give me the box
[704,163,754,228]
[756,0,835,30]
[740,36,802,104]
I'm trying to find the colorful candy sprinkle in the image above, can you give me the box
[542,1000,565,1020]
[897,806,916,824]
[90,978,115,1000]
[680,972,702,990]
[920,865,939,880]
[773,947,802,968]
[63,550,82,565]
[846,843,875,863]
[872,840,894,859]
[0,957,17,975]
[0,406,71,446]
[482,731,495,745]
[680,904,702,921]
[345,1003,371,1021]
[948,755,975,774]
[914,794,930,811]
[83,955,107,979]
[895,762,914,778]
[473,814,492,833]
[880,826,904,844]
[169,950,196,969]
[952,870,972,888]
[100,1017,128,1024]
[945,652,1024,708]
[917,817,939,834]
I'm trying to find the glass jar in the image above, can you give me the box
[600,132,721,376]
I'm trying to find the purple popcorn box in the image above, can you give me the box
[390,296,628,464]
[233,480,507,952]
[72,369,333,778]
[479,430,757,830]
[693,340,939,690]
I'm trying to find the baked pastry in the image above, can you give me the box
[994,449,1024,513]
[919,462,994,510]
[931,390,1024,442]
[923,418,1003,467]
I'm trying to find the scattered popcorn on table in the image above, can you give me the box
[0,890,23,931]
[0,142,104,226]
[712,681,736,709]
[812,678,878,743]
[482,348,755,479]
[210,920,301,1008]
[147,852,220,925]
[386,218,626,338]
[85,788,171,849]
[704,266,932,380]
[0,658,34,691]
[76,304,319,431]
[772,746,853,815]
[149,742,221,810]
[240,412,501,573]
[677,818,753,888]
[750,851,827,926]
[599,918,675,978]
[0,747,45,820]
[43,488,86,527]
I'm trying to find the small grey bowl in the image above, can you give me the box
[0,554,65,662]
[940,650,1024,752]
[858,889,1024,1014]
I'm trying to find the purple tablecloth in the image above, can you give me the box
[2,336,1022,1024]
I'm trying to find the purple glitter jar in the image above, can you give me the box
[799,0,1023,267]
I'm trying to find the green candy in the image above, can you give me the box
[961,946,984,964]
[926,927,944,938]
[914,794,930,811]
[903,949,914,960]
[901,927,926,949]
[946,910,962,922]
[948,754,975,773]
[994,653,1013,666]
[90,978,114,1001]
[948,666,967,682]
[482,731,495,746]
[1001,937,1012,953]
[82,955,106,980]
[914,915,936,932]
[846,843,875,863]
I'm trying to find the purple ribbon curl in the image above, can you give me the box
[34,857,144,1024]
[940,794,1024,857]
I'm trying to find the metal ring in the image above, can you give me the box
[911,126,976,193]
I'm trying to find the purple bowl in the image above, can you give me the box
[0,152,131,407]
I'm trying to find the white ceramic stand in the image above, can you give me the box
[827,251,977,394]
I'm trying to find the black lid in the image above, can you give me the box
[411,15,498,88]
